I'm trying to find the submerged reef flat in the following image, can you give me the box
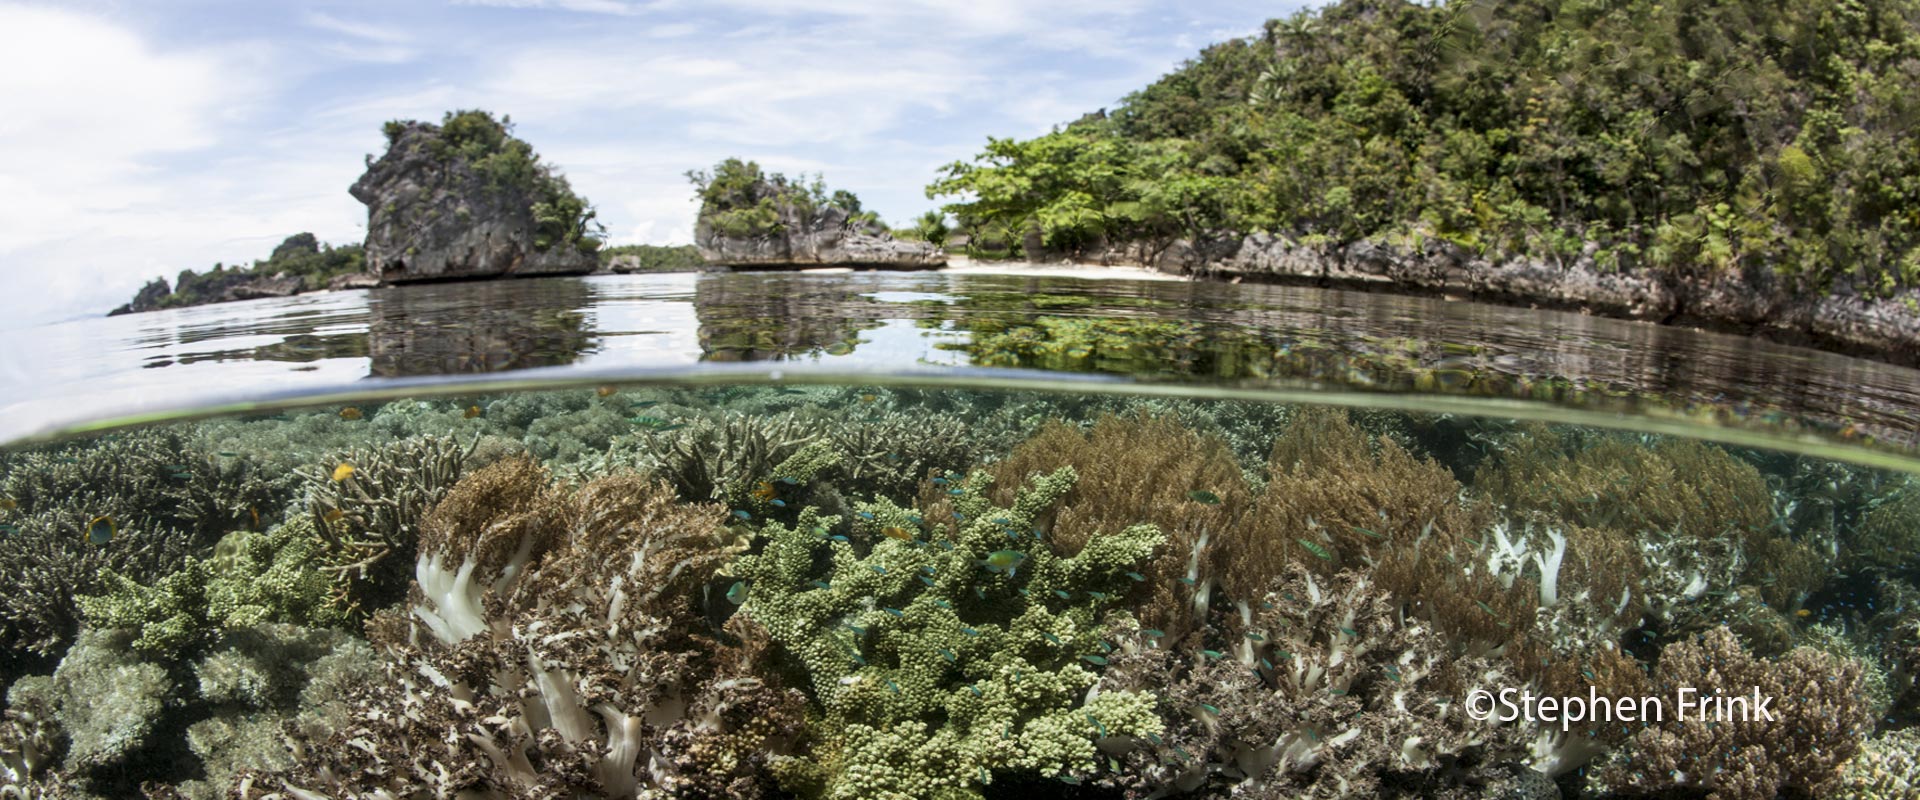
[2,386,1919,798]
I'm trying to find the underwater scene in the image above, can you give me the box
[2,384,1917,799]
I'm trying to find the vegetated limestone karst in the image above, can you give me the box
[107,233,369,316]
[352,110,602,282]
[690,158,945,270]
[928,0,1920,361]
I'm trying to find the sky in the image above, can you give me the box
[0,0,1297,327]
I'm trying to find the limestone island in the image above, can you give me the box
[689,158,945,271]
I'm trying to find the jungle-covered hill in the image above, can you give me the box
[930,0,1920,301]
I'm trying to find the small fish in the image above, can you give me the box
[770,499,788,508]
[1297,538,1333,561]
[921,565,937,575]
[932,476,948,486]
[967,684,983,697]
[870,565,888,575]
[846,624,866,635]
[1385,666,1402,682]
[860,393,878,403]
[883,607,904,617]
[751,481,778,501]
[1041,632,1062,645]
[882,526,914,542]
[933,599,952,609]
[464,405,483,419]
[1474,599,1498,617]
[1198,703,1221,715]
[732,510,753,521]
[1339,626,1358,637]
[217,451,240,457]
[1141,629,1166,638]
[330,463,356,482]
[1018,588,1030,597]
[630,415,669,427]
[948,488,964,496]
[338,406,362,420]
[918,575,935,587]
[1201,649,1225,660]
[979,550,1028,577]
[249,506,260,529]
[1795,608,1812,618]
[1187,490,1222,504]
[1082,655,1108,666]
[777,476,800,485]
[1059,775,1082,786]
[323,508,345,523]
[1354,526,1383,539]
[849,652,866,666]
[939,647,957,663]
[960,626,981,637]
[726,581,749,605]
[1088,591,1109,601]
[886,680,901,694]
[596,385,617,397]
[938,540,955,551]
[1245,632,1265,642]
[1053,589,1071,600]
[857,511,876,520]
[1125,571,1146,582]
[809,580,832,590]
[829,534,850,543]
[87,515,115,545]
[1177,576,1197,586]
[628,400,660,409]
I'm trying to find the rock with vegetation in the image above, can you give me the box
[108,233,368,315]
[351,110,602,282]
[929,0,1920,361]
[597,243,706,273]
[690,158,944,270]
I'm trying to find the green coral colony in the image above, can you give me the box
[2,385,1919,799]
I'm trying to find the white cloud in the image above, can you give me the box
[305,11,410,44]
[454,0,654,15]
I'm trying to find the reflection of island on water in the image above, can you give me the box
[367,279,595,376]
[693,273,893,362]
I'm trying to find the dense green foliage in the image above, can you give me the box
[597,243,705,271]
[152,234,366,309]
[929,0,1920,295]
[392,110,603,254]
[689,158,883,237]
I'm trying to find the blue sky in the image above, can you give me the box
[0,0,1297,326]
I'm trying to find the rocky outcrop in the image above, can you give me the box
[698,206,945,270]
[1084,233,1920,364]
[326,273,381,291]
[350,117,598,283]
[108,279,172,316]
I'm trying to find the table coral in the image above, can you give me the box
[730,465,1166,798]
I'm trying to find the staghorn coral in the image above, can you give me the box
[262,458,804,798]
[1592,625,1874,800]
[73,518,346,659]
[730,466,1166,798]
[0,428,289,658]
[638,410,819,503]
[975,411,1252,638]
[301,432,476,613]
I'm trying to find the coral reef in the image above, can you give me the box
[731,466,1166,798]
[1593,626,1875,800]
[262,458,805,798]
[0,429,289,658]
[301,433,477,612]
[74,518,347,658]
[1836,728,1920,800]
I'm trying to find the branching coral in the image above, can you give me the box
[0,428,288,657]
[974,411,1252,638]
[73,518,347,658]
[730,466,1165,798]
[1836,728,1920,800]
[300,433,477,613]
[1592,626,1874,800]
[262,458,804,798]
[1852,479,1920,575]
[638,410,819,503]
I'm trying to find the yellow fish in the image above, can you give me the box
[1794,608,1812,618]
[0,496,14,511]
[596,386,618,398]
[464,405,483,419]
[881,526,914,542]
[87,515,115,545]
[860,393,878,403]
[249,506,260,530]
[331,463,356,482]
[338,407,363,420]
[323,508,345,523]
[750,481,778,502]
